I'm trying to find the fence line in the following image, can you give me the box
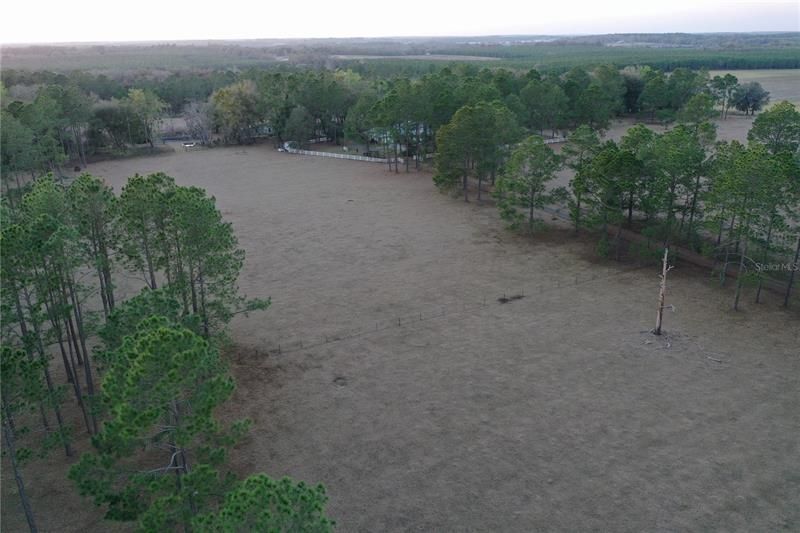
[285,140,562,163]
[541,205,796,294]
[264,262,649,358]
[285,147,388,163]
[257,245,797,361]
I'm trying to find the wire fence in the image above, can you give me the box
[541,205,797,295]
[267,262,650,357]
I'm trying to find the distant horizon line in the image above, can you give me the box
[3,30,798,47]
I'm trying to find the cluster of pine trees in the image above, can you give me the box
[477,103,800,310]
[1,174,333,532]
[1,82,170,178]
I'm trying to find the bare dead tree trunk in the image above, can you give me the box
[654,248,672,335]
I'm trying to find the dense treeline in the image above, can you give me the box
[3,62,792,272]
[2,68,238,114]
[0,62,777,184]
[0,172,334,531]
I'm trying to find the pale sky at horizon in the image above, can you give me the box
[2,0,798,45]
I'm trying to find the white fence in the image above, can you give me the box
[284,137,563,163]
[284,147,388,163]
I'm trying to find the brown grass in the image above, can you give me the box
[709,69,800,107]
[3,144,798,532]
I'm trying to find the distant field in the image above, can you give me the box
[3,40,799,73]
[332,54,501,61]
[339,46,800,73]
[709,69,800,106]
[0,44,282,71]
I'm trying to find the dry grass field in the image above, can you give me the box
[3,144,799,532]
[709,69,800,107]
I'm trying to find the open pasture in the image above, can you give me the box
[3,145,798,531]
[709,68,800,107]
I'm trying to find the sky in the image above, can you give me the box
[1,0,798,44]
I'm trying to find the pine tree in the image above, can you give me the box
[494,135,563,234]
[69,318,248,531]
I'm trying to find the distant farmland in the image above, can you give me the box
[331,54,501,61]
[3,36,799,73]
[709,69,800,106]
